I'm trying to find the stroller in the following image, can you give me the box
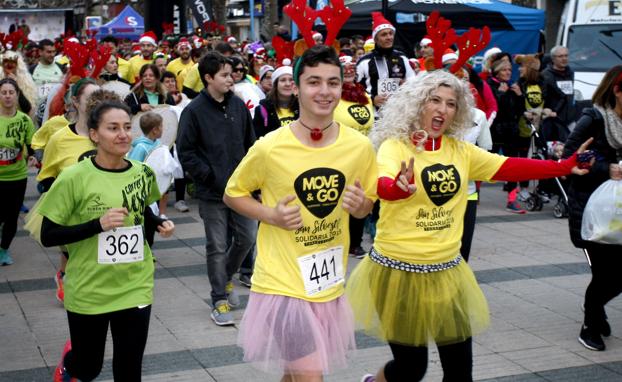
[522,119,570,218]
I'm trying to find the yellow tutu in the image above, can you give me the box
[23,193,46,245]
[346,254,489,347]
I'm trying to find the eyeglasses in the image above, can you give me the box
[233,67,245,73]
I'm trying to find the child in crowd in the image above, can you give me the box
[127,112,162,161]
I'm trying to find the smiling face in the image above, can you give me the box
[277,73,294,99]
[89,107,133,157]
[140,42,156,59]
[421,85,457,139]
[295,63,342,119]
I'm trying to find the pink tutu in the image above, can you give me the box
[238,292,356,375]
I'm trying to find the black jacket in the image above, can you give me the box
[541,64,575,125]
[487,77,525,146]
[562,108,621,248]
[252,97,299,138]
[124,91,176,115]
[177,90,256,202]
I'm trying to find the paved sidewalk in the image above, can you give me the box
[1,176,622,381]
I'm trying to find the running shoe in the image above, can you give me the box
[360,374,376,382]
[54,271,65,303]
[225,281,240,307]
[238,274,252,288]
[505,202,526,214]
[174,200,190,212]
[578,325,605,351]
[211,300,235,326]
[581,304,611,337]
[0,248,14,266]
[53,340,77,382]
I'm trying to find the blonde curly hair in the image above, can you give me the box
[370,70,474,150]
[0,50,38,112]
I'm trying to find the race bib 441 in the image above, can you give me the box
[98,226,144,264]
[297,246,344,296]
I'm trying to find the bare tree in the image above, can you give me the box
[212,0,227,28]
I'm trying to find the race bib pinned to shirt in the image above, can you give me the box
[297,246,344,296]
[97,226,144,264]
[378,78,400,97]
[556,80,574,95]
[0,147,21,163]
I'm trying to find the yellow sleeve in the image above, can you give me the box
[37,134,61,181]
[377,139,405,179]
[465,142,507,181]
[118,58,131,83]
[225,139,267,198]
[361,139,379,202]
[183,65,204,93]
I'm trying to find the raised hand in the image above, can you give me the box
[99,208,128,231]
[343,179,366,216]
[397,157,417,194]
[571,137,595,175]
[269,195,303,230]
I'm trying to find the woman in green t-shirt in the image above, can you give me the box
[38,100,175,382]
[0,78,37,265]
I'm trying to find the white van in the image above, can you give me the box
[557,0,622,100]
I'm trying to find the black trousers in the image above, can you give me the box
[349,215,366,251]
[385,338,473,382]
[584,243,622,328]
[64,306,151,382]
[0,178,27,249]
[460,200,478,262]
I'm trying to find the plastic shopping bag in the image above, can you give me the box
[581,179,622,244]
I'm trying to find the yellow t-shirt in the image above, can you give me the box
[275,108,296,127]
[127,56,153,84]
[166,58,195,91]
[375,137,506,264]
[225,125,378,302]
[31,115,69,150]
[117,57,131,83]
[334,97,374,136]
[37,125,96,181]
[182,63,204,93]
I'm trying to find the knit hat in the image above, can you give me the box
[139,31,157,46]
[259,65,275,81]
[371,12,395,39]
[272,65,293,86]
[442,49,458,65]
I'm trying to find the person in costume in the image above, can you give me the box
[1,50,37,116]
[127,32,157,84]
[0,78,37,266]
[253,64,298,137]
[563,66,622,352]
[39,100,174,382]
[350,70,594,382]
[224,44,377,382]
[333,55,375,259]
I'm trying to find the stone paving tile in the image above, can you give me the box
[500,346,593,373]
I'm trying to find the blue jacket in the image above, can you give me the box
[127,136,161,162]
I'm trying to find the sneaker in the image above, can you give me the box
[211,300,235,326]
[505,202,526,214]
[352,247,367,259]
[54,271,65,303]
[517,189,531,202]
[174,200,190,212]
[239,274,252,288]
[53,340,76,382]
[225,281,240,308]
[0,248,14,266]
[360,374,376,382]
[578,325,605,351]
[580,304,611,337]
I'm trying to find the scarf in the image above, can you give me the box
[594,105,622,150]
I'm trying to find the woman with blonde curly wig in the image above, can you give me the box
[349,70,596,382]
[0,50,37,117]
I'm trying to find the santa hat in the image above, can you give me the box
[442,49,458,65]
[420,37,432,47]
[339,55,353,65]
[177,37,191,49]
[483,47,501,61]
[272,65,293,86]
[131,45,141,56]
[371,12,395,39]
[192,36,203,49]
[226,36,237,44]
[312,31,322,40]
[139,31,157,46]
[259,65,275,81]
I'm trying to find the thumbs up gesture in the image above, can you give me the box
[269,195,303,230]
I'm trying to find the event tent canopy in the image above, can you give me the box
[91,5,144,41]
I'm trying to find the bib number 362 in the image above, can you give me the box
[98,226,144,264]
[297,246,344,296]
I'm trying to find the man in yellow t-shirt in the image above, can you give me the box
[127,31,157,84]
[165,38,194,91]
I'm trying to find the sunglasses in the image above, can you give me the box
[233,67,245,73]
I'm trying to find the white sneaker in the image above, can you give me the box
[174,200,190,212]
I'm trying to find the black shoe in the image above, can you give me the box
[578,325,605,351]
[600,320,611,337]
[239,274,252,288]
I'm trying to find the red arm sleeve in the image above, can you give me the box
[377,173,415,201]
[491,153,577,182]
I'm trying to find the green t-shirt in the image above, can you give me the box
[38,158,161,314]
[0,111,35,181]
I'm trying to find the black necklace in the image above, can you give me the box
[298,119,333,141]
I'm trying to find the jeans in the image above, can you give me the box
[198,200,257,303]
[65,306,151,381]
[239,243,255,277]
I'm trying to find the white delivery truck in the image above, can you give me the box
[557,0,622,100]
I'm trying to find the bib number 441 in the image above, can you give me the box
[297,246,344,296]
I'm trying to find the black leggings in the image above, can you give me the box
[584,243,622,328]
[174,178,187,201]
[384,338,473,382]
[64,306,151,382]
[0,178,27,249]
[460,200,478,262]
[349,215,366,251]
